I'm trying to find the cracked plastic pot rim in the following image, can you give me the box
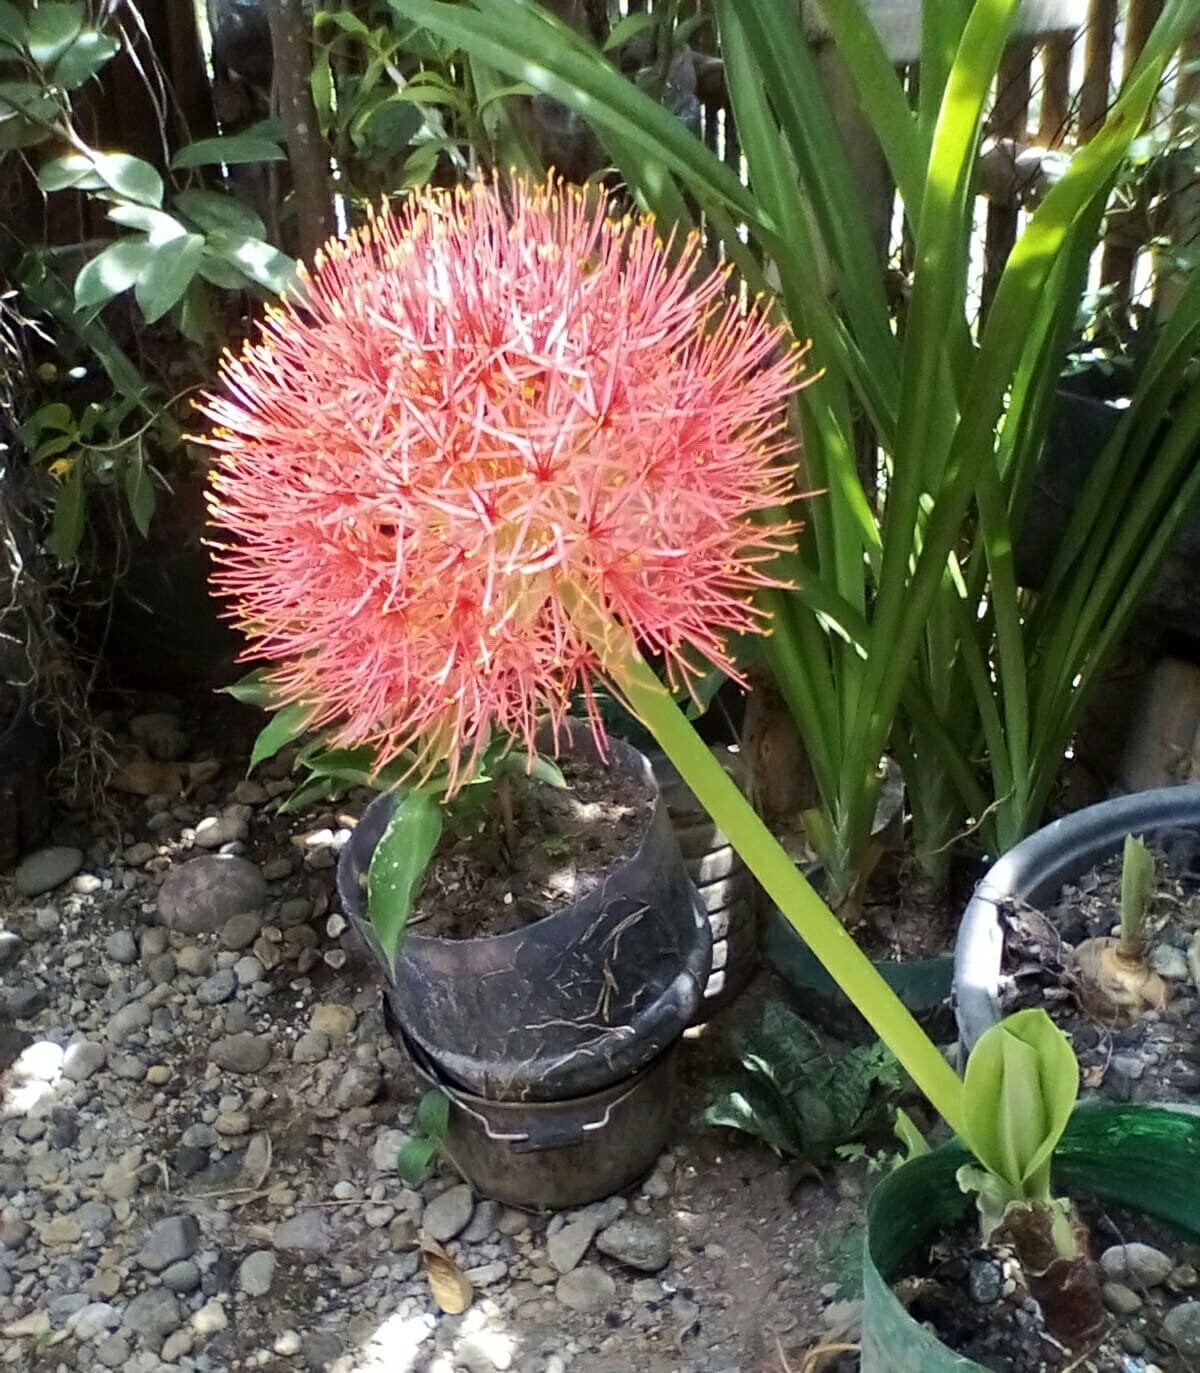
[954,785,1200,1051]
[336,719,712,1103]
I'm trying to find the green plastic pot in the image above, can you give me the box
[861,1103,1200,1371]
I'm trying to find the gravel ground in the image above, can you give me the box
[0,698,865,1373]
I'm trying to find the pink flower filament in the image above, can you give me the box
[203,178,806,789]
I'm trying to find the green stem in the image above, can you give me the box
[611,643,965,1136]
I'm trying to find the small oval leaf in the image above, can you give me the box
[133,233,205,323]
[47,458,86,562]
[74,238,154,313]
[416,1088,449,1140]
[220,669,275,708]
[124,459,155,537]
[92,151,163,208]
[395,1136,438,1186]
[26,1,84,66]
[53,28,119,88]
[174,188,266,239]
[171,126,287,169]
[38,152,105,192]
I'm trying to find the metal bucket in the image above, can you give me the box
[400,1021,678,1211]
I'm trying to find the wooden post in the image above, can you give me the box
[982,43,1033,320]
[1079,0,1118,140]
[266,0,334,263]
[1097,0,1164,337]
[1124,0,1166,73]
[1152,33,1200,324]
[814,44,895,269]
[1038,33,1074,146]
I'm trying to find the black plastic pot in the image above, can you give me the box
[861,1102,1200,1371]
[0,690,52,872]
[954,786,1200,1051]
[765,898,954,1044]
[399,1017,678,1210]
[337,721,712,1103]
[760,769,954,1040]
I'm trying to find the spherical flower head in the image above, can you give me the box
[203,177,804,789]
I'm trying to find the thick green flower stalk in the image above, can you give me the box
[204,175,965,1133]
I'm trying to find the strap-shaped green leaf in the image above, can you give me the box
[367,788,443,968]
[724,0,898,399]
[847,0,1187,828]
[249,702,314,772]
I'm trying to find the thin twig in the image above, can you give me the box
[923,789,1015,859]
[799,1342,859,1373]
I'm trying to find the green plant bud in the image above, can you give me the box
[960,1009,1078,1209]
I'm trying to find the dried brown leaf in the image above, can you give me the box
[421,1236,472,1314]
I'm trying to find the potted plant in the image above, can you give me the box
[955,785,1200,1103]
[203,167,1200,1349]
[200,166,965,1194]
[331,723,713,1103]
[202,178,816,1202]
[396,0,1200,1015]
[863,1013,1200,1370]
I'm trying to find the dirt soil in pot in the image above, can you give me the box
[410,755,654,940]
[895,1201,1200,1371]
[0,684,18,732]
[1000,845,1200,1103]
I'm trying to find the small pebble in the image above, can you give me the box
[556,1265,616,1314]
[104,930,138,964]
[1102,1281,1142,1315]
[274,1329,302,1356]
[1100,1241,1173,1288]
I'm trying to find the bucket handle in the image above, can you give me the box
[442,1077,643,1152]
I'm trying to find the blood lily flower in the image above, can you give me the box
[204,177,971,1135]
[203,177,802,787]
